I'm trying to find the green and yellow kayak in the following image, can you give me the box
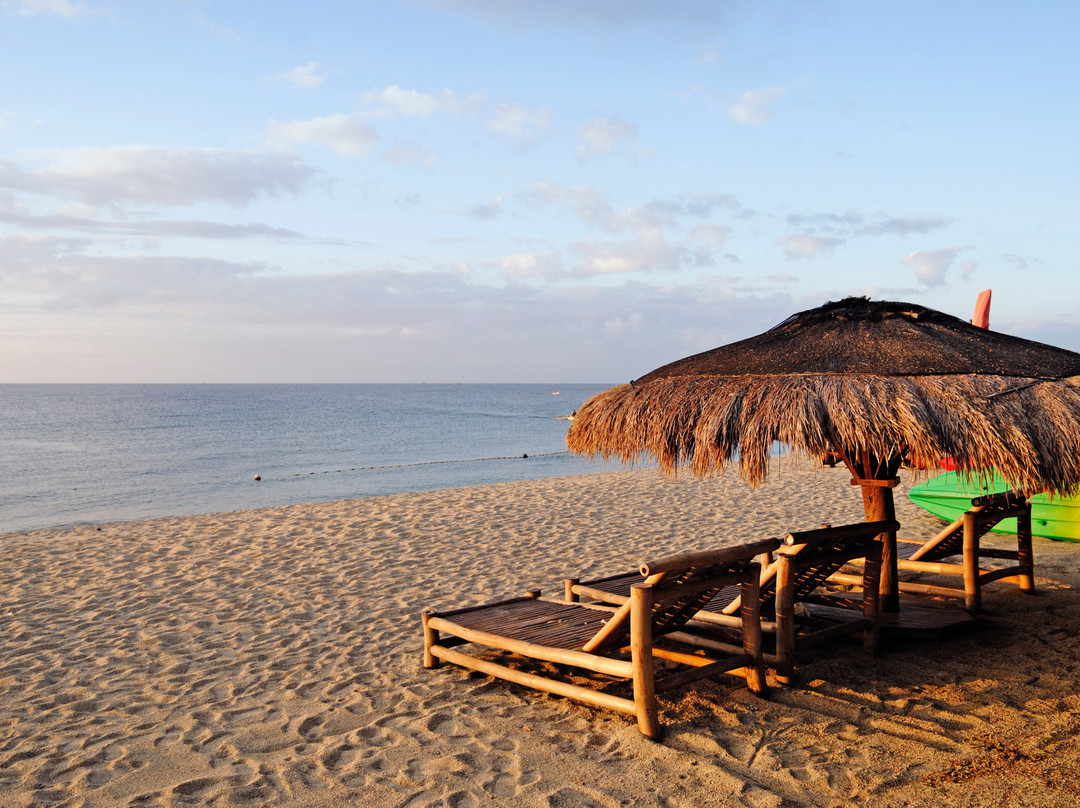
[908,471,1080,543]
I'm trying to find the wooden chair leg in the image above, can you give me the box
[564,577,579,602]
[629,585,661,739]
[862,541,882,656]
[422,610,441,669]
[774,558,797,685]
[963,511,981,612]
[1016,507,1035,593]
[740,571,768,695]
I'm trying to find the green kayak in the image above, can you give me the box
[908,471,1080,542]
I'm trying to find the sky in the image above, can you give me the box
[2,0,1079,383]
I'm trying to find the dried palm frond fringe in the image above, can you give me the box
[566,373,1080,497]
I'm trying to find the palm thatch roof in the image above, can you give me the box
[566,297,1080,496]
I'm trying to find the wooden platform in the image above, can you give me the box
[803,595,976,640]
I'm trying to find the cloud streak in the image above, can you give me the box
[729,86,788,125]
[269,115,379,157]
[902,246,973,287]
[2,0,102,20]
[577,116,638,157]
[0,148,315,207]
[269,62,329,89]
[360,85,485,119]
[0,227,812,381]
[405,0,730,29]
[776,233,845,260]
[0,209,322,242]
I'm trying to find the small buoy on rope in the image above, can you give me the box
[522,453,528,459]
[254,474,261,481]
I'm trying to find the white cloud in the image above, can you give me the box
[784,211,951,239]
[670,192,739,216]
[0,232,267,311]
[2,0,97,19]
[690,223,731,248]
[570,231,687,276]
[0,208,311,242]
[785,211,861,233]
[269,114,379,157]
[0,147,314,207]
[776,233,844,260]
[500,251,564,281]
[360,85,484,118]
[382,144,438,168]
[405,0,728,29]
[269,62,328,89]
[526,182,741,240]
[855,215,952,237]
[901,246,971,287]
[0,228,821,383]
[358,84,549,147]
[485,102,552,146]
[603,312,644,337]
[728,86,788,125]
[577,116,638,157]
[526,181,622,232]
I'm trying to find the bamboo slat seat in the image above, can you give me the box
[833,490,1034,611]
[442,598,612,648]
[422,541,775,740]
[566,521,896,685]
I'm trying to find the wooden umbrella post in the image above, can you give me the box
[857,478,900,613]
[828,440,902,613]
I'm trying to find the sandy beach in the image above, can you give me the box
[2,462,1079,807]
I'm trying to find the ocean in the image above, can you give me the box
[0,384,620,534]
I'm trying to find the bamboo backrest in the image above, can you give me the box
[772,520,898,601]
[905,490,1029,562]
[581,539,778,653]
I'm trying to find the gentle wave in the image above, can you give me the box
[0,383,616,533]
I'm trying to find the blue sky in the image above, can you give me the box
[2,0,1078,383]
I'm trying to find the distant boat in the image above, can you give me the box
[908,471,1080,543]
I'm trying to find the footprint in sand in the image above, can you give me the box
[446,791,484,808]
[354,725,395,748]
[425,713,473,738]
[484,771,522,798]
[321,742,361,772]
[544,786,622,808]
[172,777,222,799]
[296,715,323,741]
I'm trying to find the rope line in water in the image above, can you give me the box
[291,451,570,477]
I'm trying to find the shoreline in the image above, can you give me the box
[2,464,1078,806]
[0,382,610,536]
[1,458,623,537]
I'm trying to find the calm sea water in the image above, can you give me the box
[0,384,618,534]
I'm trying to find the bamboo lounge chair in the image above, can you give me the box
[421,541,775,740]
[565,521,895,685]
[832,490,1034,612]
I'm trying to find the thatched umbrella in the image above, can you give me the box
[567,297,1080,610]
